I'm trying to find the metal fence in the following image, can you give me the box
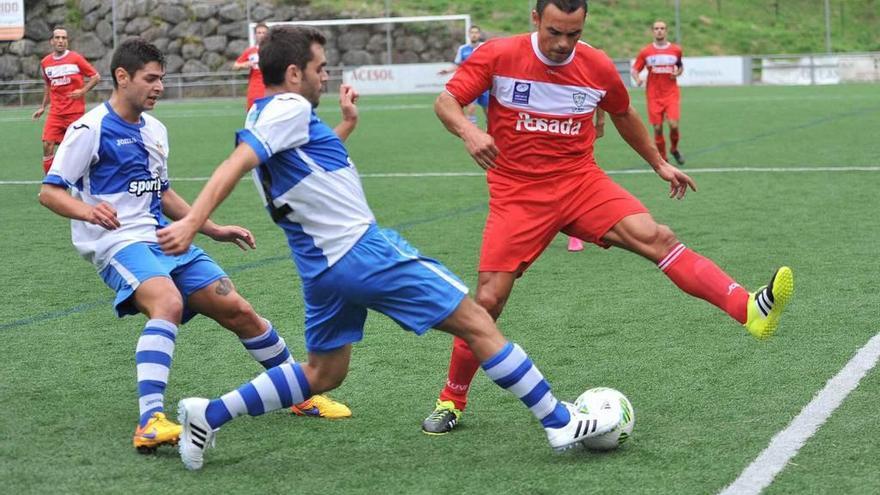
[0,67,347,107]
[2,53,877,107]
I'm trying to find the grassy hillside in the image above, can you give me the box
[307,0,880,57]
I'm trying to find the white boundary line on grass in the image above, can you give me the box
[2,166,879,185]
[719,332,880,495]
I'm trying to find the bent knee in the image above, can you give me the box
[219,298,261,333]
[474,293,506,320]
[147,294,184,321]
[650,224,679,258]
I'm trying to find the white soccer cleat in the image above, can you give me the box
[545,402,619,453]
[178,397,216,471]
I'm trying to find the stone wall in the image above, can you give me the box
[0,0,464,80]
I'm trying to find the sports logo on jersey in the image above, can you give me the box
[515,112,582,136]
[572,92,587,112]
[45,63,80,86]
[128,173,164,197]
[646,54,679,74]
[512,82,531,105]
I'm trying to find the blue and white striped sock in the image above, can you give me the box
[482,342,571,428]
[240,320,294,369]
[135,319,178,427]
[204,362,312,429]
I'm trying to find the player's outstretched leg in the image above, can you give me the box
[237,320,351,419]
[436,299,619,451]
[744,266,794,340]
[481,342,619,452]
[178,360,313,470]
[290,394,352,418]
[178,398,214,470]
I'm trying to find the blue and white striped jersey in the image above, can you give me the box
[43,102,170,270]
[237,93,375,280]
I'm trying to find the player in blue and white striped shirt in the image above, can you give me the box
[38,38,349,455]
[157,25,620,471]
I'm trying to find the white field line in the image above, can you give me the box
[3,166,879,185]
[719,332,880,495]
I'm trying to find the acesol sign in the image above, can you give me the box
[349,68,395,82]
[342,63,451,95]
[0,0,24,41]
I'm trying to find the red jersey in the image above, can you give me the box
[633,43,682,101]
[40,50,97,116]
[446,33,629,177]
[236,45,266,104]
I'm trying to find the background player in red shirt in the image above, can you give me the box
[32,27,100,174]
[420,0,794,435]
[632,21,685,165]
[233,22,269,111]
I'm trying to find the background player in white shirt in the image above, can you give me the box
[156,25,620,470]
[38,38,349,455]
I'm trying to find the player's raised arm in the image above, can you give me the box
[157,144,261,255]
[333,84,359,141]
[608,105,696,199]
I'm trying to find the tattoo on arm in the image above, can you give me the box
[215,277,233,296]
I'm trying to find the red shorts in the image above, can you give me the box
[42,113,81,143]
[480,166,648,273]
[647,95,680,125]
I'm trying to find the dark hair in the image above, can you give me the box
[535,0,588,16]
[110,38,165,88]
[470,25,481,31]
[255,22,268,31]
[52,26,67,34]
[259,26,326,86]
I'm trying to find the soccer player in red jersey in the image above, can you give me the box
[420,0,794,435]
[233,22,269,111]
[632,20,685,165]
[32,27,100,174]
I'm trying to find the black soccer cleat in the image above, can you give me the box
[421,400,462,435]
[671,150,685,166]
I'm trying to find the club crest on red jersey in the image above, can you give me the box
[512,82,531,105]
[572,92,587,112]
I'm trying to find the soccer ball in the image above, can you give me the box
[574,387,635,451]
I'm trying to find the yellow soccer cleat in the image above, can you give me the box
[745,266,794,340]
[290,394,352,419]
[133,411,182,454]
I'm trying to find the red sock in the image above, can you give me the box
[654,131,666,160]
[670,128,680,153]
[42,155,54,174]
[438,336,481,410]
[659,243,749,323]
